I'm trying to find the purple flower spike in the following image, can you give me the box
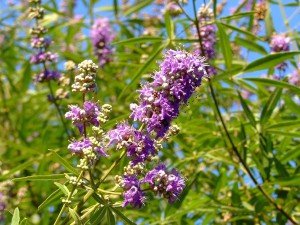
[35,70,61,83]
[107,122,155,164]
[130,49,207,138]
[270,34,290,53]
[30,51,58,64]
[65,101,101,134]
[122,176,145,208]
[142,164,186,203]
[91,18,115,66]
[68,138,108,157]
[68,138,92,154]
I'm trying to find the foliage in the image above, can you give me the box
[0,0,299,224]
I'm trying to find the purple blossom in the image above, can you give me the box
[107,122,155,164]
[142,164,186,203]
[65,101,101,134]
[68,138,107,156]
[31,37,52,49]
[130,49,207,138]
[30,51,58,64]
[91,18,115,66]
[35,70,61,83]
[288,68,300,86]
[270,34,290,53]
[122,176,145,208]
[194,23,216,60]
[0,194,5,222]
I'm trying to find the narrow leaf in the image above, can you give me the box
[111,207,136,225]
[112,36,164,46]
[38,189,63,210]
[69,208,83,225]
[244,51,300,72]
[260,88,282,125]
[237,91,256,127]
[216,22,232,69]
[123,0,152,17]
[51,150,78,175]
[13,174,66,181]
[106,208,116,225]
[11,208,20,225]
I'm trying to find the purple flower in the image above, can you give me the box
[31,37,52,49]
[91,18,115,66]
[68,138,107,156]
[107,122,155,164]
[288,68,300,86]
[130,49,207,138]
[30,51,58,64]
[142,164,185,203]
[0,194,5,222]
[35,70,61,83]
[65,101,101,134]
[270,34,290,53]
[122,176,145,208]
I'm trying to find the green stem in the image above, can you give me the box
[209,82,297,224]
[53,171,84,225]
[47,82,71,139]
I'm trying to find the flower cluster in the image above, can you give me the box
[142,164,186,203]
[0,194,5,222]
[288,67,300,86]
[109,49,207,207]
[28,0,61,82]
[121,176,145,208]
[194,6,217,76]
[91,18,115,66]
[65,101,101,134]
[107,122,155,165]
[72,60,98,93]
[130,49,207,138]
[270,34,290,70]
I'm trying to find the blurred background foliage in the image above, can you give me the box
[0,0,300,224]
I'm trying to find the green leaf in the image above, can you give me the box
[113,0,118,18]
[273,174,300,186]
[106,208,116,225]
[111,207,136,225]
[90,207,106,225]
[244,51,300,72]
[266,120,300,130]
[118,43,166,99]
[216,22,232,69]
[54,182,70,196]
[235,37,267,55]
[38,189,63,211]
[13,174,66,181]
[0,160,33,180]
[260,88,282,125]
[51,150,78,175]
[112,36,164,46]
[264,3,275,40]
[165,12,174,40]
[267,130,300,138]
[220,22,259,40]
[69,208,83,225]
[220,11,255,21]
[237,91,256,128]
[243,77,300,95]
[213,0,217,19]
[123,0,152,17]
[11,208,20,225]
